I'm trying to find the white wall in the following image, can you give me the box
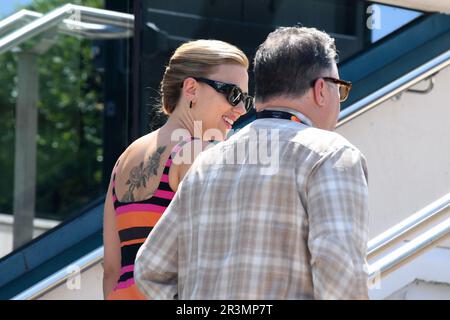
[337,66,450,299]
[386,279,450,300]
[369,246,450,299]
[37,263,104,300]
[336,65,450,238]
[375,0,450,14]
[0,213,59,258]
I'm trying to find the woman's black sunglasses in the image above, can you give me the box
[192,77,254,112]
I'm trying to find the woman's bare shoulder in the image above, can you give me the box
[113,130,172,202]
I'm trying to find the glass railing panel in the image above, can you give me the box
[0,0,132,258]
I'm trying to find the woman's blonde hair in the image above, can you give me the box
[160,39,249,115]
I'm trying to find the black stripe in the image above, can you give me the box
[112,169,174,210]
[145,195,171,207]
[113,192,172,208]
[156,181,173,192]
[118,271,134,283]
[119,227,152,243]
[163,165,170,175]
[121,243,143,267]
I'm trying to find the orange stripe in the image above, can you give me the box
[121,238,147,247]
[116,211,163,231]
[107,284,146,300]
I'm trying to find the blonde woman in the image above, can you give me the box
[102,40,252,299]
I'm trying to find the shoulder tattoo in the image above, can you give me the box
[121,146,167,202]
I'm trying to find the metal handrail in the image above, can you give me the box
[367,193,450,259]
[0,9,131,40]
[0,9,132,40]
[0,10,41,37]
[336,50,450,127]
[11,246,104,300]
[69,4,133,28]
[368,218,450,284]
[0,4,134,54]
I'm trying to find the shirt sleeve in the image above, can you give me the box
[306,146,370,299]
[134,190,181,300]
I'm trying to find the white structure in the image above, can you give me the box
[336,65,450,300]
[0,214,59,258]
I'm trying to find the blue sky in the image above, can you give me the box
[372,4,423,42]
[0,0,32,18]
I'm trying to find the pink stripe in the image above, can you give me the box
[116,278,135,290]
[116,203,166,215]
[153,189,175,199]
[160,174,169,183]
[112,194,117,202]
[165,158,172,167]
[120,265,134,275]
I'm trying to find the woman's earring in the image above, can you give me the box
[189,101,193,109]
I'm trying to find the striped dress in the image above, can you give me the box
[106,140,189,300]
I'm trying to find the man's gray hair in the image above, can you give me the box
[254,26,338,102]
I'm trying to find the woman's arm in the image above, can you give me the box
[102,174,122,299]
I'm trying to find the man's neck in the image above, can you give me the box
[261,107,313,127]
[256,97,315,127]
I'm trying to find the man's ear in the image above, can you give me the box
[182,77,197,102]
[313,78,326,107]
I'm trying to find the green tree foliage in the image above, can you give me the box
[0,0,105,220]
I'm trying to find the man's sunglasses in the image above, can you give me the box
[192,77,254,112]
[311,77,352,102]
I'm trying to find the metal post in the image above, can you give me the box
[13,52,39,249]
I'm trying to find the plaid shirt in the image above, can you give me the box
[135,110,370,300]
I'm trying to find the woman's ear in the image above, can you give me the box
[182,77,197,102]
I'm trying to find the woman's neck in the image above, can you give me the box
[160,103,197,141]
